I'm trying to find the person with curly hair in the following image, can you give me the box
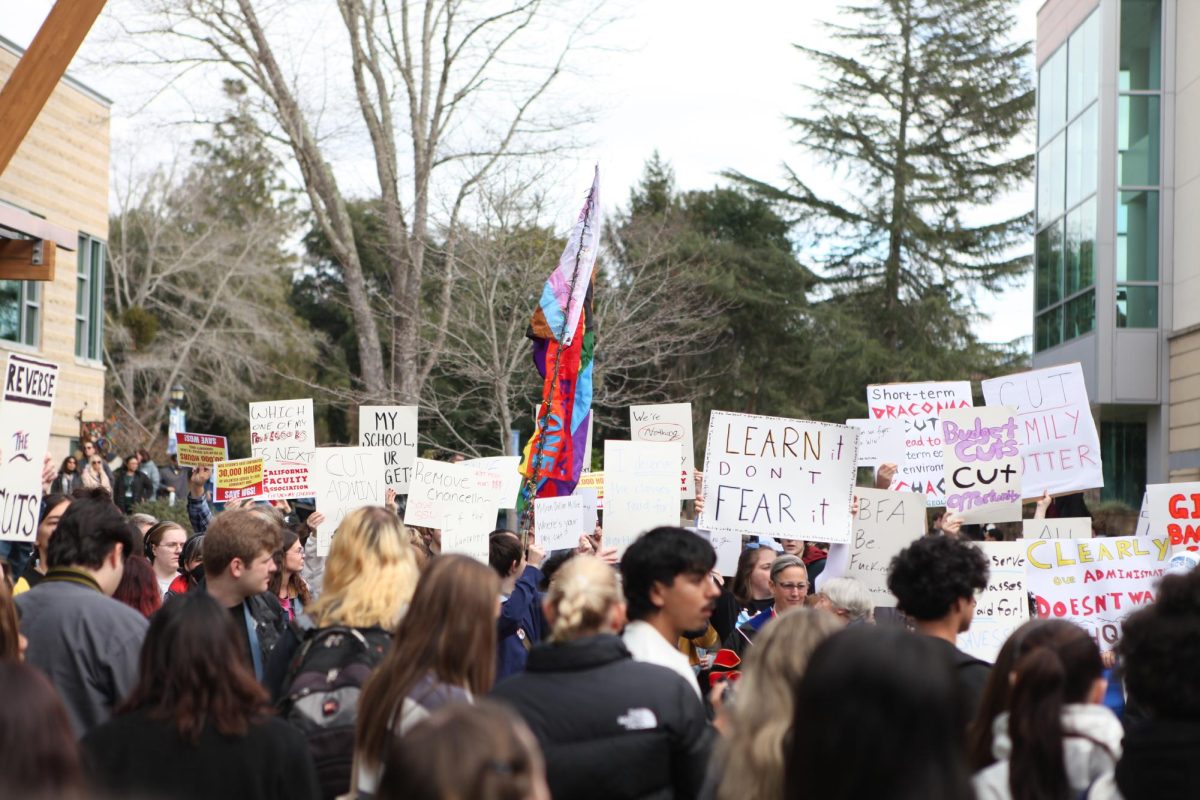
[887,534,991,728]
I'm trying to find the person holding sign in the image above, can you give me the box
[887,535,991,729]
[490,531,549,681]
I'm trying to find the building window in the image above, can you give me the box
[1101,420,1146,506]
[1115,0,1161,329]
[75,234,106,361]
[0,275,40,347]
[1035,11,1099,351]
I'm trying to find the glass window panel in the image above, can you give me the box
[1067,104,1098,207]
[1036,307,1064,351]
[1065,290,1096,339]
[1036,220,1064,310]
[1116,284,1158,328]
[1039,46,1068,146]
[1069,12,1100,118]
[1037,133,1066,228]
[1066,198,1096,296]
[1117,191,1159,282]
[23,296,37,346]
[1120,0,1162,91]
[1118,95,1160,186]
[92,242,105,360]
[0,280,19,342]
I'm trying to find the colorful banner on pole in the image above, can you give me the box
[214,458,265,503]
[249,398,315,499]
[630,402,696,498]
[0,354,59,542]
[174,432,229,467]
[940,405,1023,523]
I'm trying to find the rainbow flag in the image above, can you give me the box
[520,168,601,501]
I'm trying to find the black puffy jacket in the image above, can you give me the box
[491,634,712,800]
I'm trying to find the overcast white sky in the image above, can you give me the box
[3,0,1041,345]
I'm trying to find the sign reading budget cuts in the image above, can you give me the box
[250,399,315,500]
[174,432,229,467]
[0,354,59,542]
[700,412,858,545]
[358,405,417,493]
[981,363,1102,499]
[630,402,696,498]
[940,406,1023,524]
[1024,536,1170,652]
[866,381,973,506]
[312,447,387,556]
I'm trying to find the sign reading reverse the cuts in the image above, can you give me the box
[250,398,315,500]
[958,542,1030,663]
[358,405,418,494]
[405,458,502,562]
[866,381,973,506]
[0,354,59,542]
[700,411,858,545]
[981,363,1103,499]
[174,432,229,468]
[630,402,696,498]
[603,441,680,555]
[1022,518,1093,540]
[838,488,925,607]
[312,447,387,556]
[940,405,1023,524]
[213,458,265,504]
[1145,482,1200,551]
[1024,536,1170,652]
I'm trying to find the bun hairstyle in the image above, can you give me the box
[545,555,622,642]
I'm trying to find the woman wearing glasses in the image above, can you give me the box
[81,453,112,492]
[708,555,810,683]
[144,522,189,598]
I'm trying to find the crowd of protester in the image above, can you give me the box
[0,445,1197,800]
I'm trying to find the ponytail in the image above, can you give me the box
[545,555,621,642]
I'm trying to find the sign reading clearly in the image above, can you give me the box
[981,363,1102,498]
[0,354,59,542]
[358,405,418,493]
[214,458,265,503]
[630,402,696,498]
[940,406,1023,523]
[700,411,858,544]
[249,399,315,499]
[958,542,1030,662]
[311,447,387,556]
[603,441,680,555]
[174,432,229,468]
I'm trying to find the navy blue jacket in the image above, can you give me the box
[496,565,549,681]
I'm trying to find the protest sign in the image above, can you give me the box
[841,488,925,607]
[577,471,604,508]
[0,354,59,542]
[630,402,696,498]
[1135,491,1149,536]
[866,381,973,506]
[603,441,680,555]
[249,399,315,499]
[214,458,265,503]
[700,411,858,544]
[311,447,387,556]
[846,419,906,475]
[940,406,1023,523]
[958,542,1030,662]
[1024,536,1170,651]
[405,458,501,561]
[1145,482,1200,550]
[981,363,1103,499]
[358,405,418,493]
[1022,518,1092,540]
[535,495,585,551]
[577,488,599,532]
[174,432,229,468]
[696,529,743,577]
[463,456,522,509]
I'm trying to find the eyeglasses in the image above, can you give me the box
[157,542,185,551]
[775,581,809,592]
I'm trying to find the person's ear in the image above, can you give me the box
[229,558,244,579]
[608,601,628,632]
[648,580,670,610]
[107,542,124,571]
[542,598,556,627]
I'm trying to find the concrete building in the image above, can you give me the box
[0,34,110,456]
[1034,0,1200,504]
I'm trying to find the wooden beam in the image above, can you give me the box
[0,239,56,282]
[0,0,109,177]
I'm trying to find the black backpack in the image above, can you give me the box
[278,623,390,800]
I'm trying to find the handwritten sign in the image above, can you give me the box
[174,432,229,468]
[214,458,265,503]
[940,406,1023,523]
[958,542,1030,662]
[249,398,315,499]
[463,456,522,509]
[358,405,418,493]
[404,458,500,562]
[0,354,59,542]
[696,529,743,577]
[700,411,857,544]
[867,381,973,506]
[603,441,680,555]
[577,471,604,509]
[1145,482,1200,551]
[576,488,599,532]
[535,495,585,551]
[1135,491,1149,536]
[311,447,387,556]
[846,419,906,475]
[840,488,925,607]
[630,402,696,498]
[1022,518,1092,540]
[981,363,1103,498]
[1024,536,1170,651]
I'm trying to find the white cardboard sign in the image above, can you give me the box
[603,441,680,556]
[249,398,316,499]
[312,447,387,556]
[940,405,1023,524]
[463,456,523,509]
[358,405,418,494]
[840,488,925,607]
[630,402,696,498]
[0,354,59,542]
[1022,518,1093,540]
[535,495,585,551]
[1145,482,1200,550]
[700,411,858,544]
[846,418,906,476]
[981,363,1103,499]
[958,542,1030,662]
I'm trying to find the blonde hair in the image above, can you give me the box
[305,507,420,630]
[715,608,841,800]
[545,555,622,642]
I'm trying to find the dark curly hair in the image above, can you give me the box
[887,535,989,621]
[1119,569,1200,719]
